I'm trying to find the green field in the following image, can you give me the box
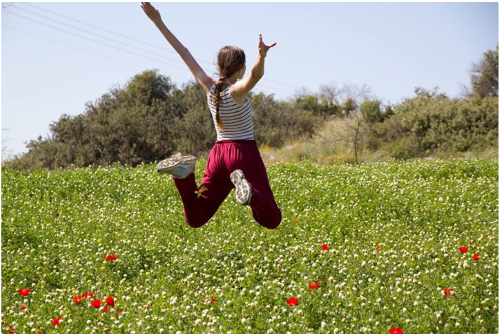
[1,159,498,333]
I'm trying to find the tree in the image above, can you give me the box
[319,82,373,116]
[252,92,322,147]
[360,100,382,124]
[470,45,499,98]
[414,86,448,100]
[171,81,215,156]
[293,88,339,117]
[345,112,368,164]
[382,105,395,121]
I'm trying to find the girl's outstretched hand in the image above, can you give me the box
[141,2,162,24]
[258,34,276,57]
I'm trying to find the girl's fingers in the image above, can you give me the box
[142,2,154,10]
[259,34,276,49]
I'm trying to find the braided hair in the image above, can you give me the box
[213,46,246,130]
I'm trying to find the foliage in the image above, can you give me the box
[380,94,498,158]
[470,45,498,98]
[319,82,373,117]
[4,71,322,170]
[293,92,340,117]
[360,100,382,124]
[170,82,216,156]
[260,91,497,165]
[251,93,322,148]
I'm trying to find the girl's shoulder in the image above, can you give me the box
[207,83,232,104]
[208,83,231,95]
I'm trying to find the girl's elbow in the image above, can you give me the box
[179,46,190,57]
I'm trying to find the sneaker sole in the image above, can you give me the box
[157,155,196,173]
[157,158,180,173]
[230,170,253,205]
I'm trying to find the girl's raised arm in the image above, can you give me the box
[231,34,276,98]
[141,2,214,93]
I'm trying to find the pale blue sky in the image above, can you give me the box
[1,2,498,157]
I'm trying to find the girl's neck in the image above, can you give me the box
[225,74,238,84]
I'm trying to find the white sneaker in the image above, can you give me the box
[157,153,197,179]
[230,169,253,205]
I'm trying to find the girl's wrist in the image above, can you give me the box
[153,18,164,27]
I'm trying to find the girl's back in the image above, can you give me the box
[207,84,254,141]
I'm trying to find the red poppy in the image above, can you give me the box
[18,288,30,296]
[83,292,94,299]
[73,295,82,305]
[441,264,446,268]
[103,307,109,313]
[309,282,321,290]
[52,317,63,327]
[473,253,480,261]
[6,324,16,334]
[106,296,115,308]
[287,297,298,306]
[458,246,468,253]
[105,254,118,261]
[115,312,120,318]
[20,305,28,310]
[443,288,454,297]
[204,297,217,304]
[91,299,101,309]
[375,246,381,251]
[390,328,404,334]
[321,244,329,250]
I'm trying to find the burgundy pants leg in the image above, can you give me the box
[173,145,233,228]
[222,140,282,229]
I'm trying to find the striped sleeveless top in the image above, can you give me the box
[207,83,255,141]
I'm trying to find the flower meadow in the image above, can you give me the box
[1,158,498,333]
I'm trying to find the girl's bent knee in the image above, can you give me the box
[185,216,209,229]
[187,222,206,228]
[265,211,282,229]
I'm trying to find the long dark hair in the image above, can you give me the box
[213,46,246,130]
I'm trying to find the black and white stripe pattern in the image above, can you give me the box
[208,84,255,141]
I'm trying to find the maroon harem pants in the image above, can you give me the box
[173,140,282,229]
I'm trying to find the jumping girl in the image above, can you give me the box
[141,2,282,229]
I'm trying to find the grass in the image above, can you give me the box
[1,158,498,333]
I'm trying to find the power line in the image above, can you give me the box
[3,10,191,72]
[21,2,181,57]
[1,2,14,9]
[2,24,140,69]
[2,23,191,85]
[19,2,302,93]
[11,5,187,66]
[3,9,292,98]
